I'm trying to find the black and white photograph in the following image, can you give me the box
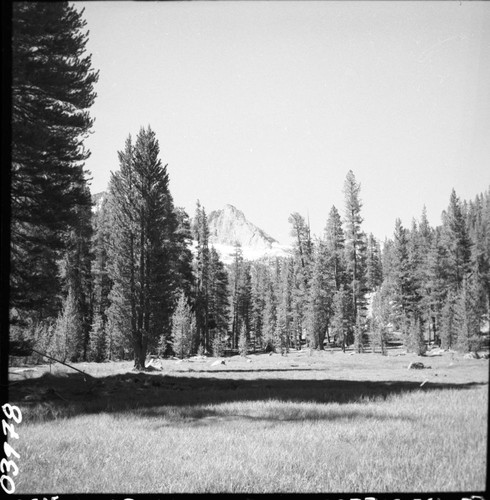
[4,0,490,495]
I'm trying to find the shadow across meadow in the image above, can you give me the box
[9,369,486,424]
[139,403,418,428]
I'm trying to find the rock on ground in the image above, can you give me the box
[408,361,427,369]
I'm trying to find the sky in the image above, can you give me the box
[78,1,490,245]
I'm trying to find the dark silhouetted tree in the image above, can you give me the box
[11,2,98,319]
[192,201,210,353]
[208,246,230,353]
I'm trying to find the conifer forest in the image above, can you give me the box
[9,2,490,369]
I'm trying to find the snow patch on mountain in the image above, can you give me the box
[213,242,291,265]
[92,192,106,213]
[190,241,291,265]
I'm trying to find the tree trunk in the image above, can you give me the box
[326,322,331,346]
[318,328,325,350]
[133,334,145,370]
[431,315,438,345]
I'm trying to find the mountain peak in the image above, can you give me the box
[222,204,245,219]
[208,205,278,250]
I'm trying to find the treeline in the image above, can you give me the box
[193,173,490,359]
[10,3,490,369]
[13,136,490,366]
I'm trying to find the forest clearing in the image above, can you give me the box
[9,347,488,493]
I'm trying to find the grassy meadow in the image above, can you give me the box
[8,348,488,493]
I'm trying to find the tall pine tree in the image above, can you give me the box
[208,247,230,353]
[343,171,367,332]
[107,127,180,370]
[192,201,211,352]
[441,189,472,291]
[11,2,98,320]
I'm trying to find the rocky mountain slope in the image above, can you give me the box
[206,204,290,263]
[92,191,106,213]
[207,204,277,249]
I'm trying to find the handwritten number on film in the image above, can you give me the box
[1,404,22,494]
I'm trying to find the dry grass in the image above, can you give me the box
[8,348,488,493]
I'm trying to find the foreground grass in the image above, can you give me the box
[9,350,488,493]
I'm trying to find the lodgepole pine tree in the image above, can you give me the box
[441,189,472,291]
[238,323,249,356]
[288,213,313,279]
[89,195,113,360]
[105,280,132,360]
[371,282,392,355]
[275,258,292,353]
[353,311,365,353]
[262,269,277,352]
[406,219,426,336]
[52,288,83,362]
[61,183,94,361]
[11,2,98,319]
[391,218,412,327]
[331,290,349,352]
[417,207,436,343]
[88,312,106,362]
[229,243,244,350]
[238,263,253,347]
[289,213,313,349]
[467,189,490,323]
[406,315,426,356]
[305,239,333,350]
[365,233,383,291]
[424,228,450,345]
[208,247,230,353]
[343,171,367,331]
[440,291,457,350]
[324,206,346,292]
[250,261,268,351]
[454,276,483,353]
[174,207,195,305]
[172,292,194,359]
[193,202,211,353]
[228,244,252,350]
[107,127,180,370]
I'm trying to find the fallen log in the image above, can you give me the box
[30,348,94,381]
